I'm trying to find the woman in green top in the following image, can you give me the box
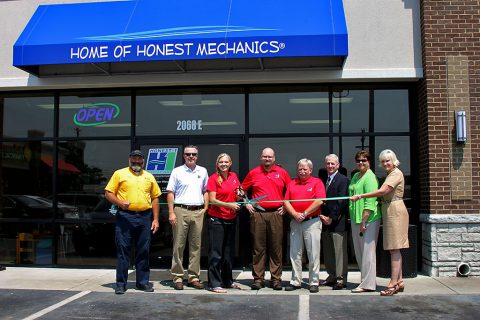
[348,150,381,293]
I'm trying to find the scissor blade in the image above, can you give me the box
[254,204,266,211]
[250,195,268,202]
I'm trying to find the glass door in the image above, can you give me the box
[136,137,244,268]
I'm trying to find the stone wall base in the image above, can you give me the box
[420,214,480,277]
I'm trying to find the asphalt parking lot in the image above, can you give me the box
[0,268,479,320]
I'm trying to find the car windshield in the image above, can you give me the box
[16,195,53,207]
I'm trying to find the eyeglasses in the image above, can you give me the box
[184,153,198,157]
[356,159,368,163]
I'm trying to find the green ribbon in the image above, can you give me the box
[150,196,350,206]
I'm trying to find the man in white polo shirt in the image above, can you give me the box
[167,145,209,290]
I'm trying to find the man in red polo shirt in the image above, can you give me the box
[284,158,325,293]
[242,147,291,290]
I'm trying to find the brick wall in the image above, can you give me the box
[419,0,480,276]
[418,0,480,214]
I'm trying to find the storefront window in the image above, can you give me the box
[374,136,411,178]
[136,91,245,135]
[374,89,410,132]
[56,222,116,266]
[333,135,411,207]
[249,137,329,178]
[56,140,129,196]
[0,222,54,265]
[0,141,56,265]
[55,140,128,266]
[0,141,54,207]
[333,90,369,133]
[0,95,54,138]
[59,92,131,137]
[249,91,329,134]
[0,85,414,268]
[333,136,371,176]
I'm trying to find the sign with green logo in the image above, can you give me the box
[146,148,178,175]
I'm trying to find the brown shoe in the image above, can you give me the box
[250,281,265,290]
[174,282,184,290]
[189,280,204,289]
[271,281,282,291]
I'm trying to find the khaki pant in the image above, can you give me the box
[289,217,322,286]
[351,219,380,290]
[250,210,284,283]
[171,207,205,283]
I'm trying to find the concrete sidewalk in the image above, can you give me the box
[1,268,480,320]
[1,267,479,295]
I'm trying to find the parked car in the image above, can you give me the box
[0,194,79,219]
[55,192,115,255]
[55,192,113,221]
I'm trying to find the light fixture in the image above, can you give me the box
[455,111,467,143]
[202,121,237,126]
[38,103,93,109]
[158,99,222,106]
[289,97,353,104]
[97,123,132,127]
[291,120,341,124]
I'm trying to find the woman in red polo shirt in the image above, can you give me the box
[206,153,242,293]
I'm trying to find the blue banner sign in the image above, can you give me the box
[14,0,348,67]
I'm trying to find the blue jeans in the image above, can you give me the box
[115,210,152,288]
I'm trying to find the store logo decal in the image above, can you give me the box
[146,148,178,175]
[73,103,120,127]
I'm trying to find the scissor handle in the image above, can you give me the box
[234,186,246,199]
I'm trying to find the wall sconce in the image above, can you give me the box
[455,111,467,143]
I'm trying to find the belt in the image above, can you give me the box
[175,204,204,211]
[302,215,319,223]
[381,197,403,205]
[261,206,282,212]
[122,209,151,214]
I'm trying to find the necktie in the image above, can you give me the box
[326,176,331,189]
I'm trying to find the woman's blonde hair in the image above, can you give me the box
[378,149,400,167]
[216,153,232,185]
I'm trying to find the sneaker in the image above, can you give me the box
[136,284,154,292]
[250,281,265,290]
[115,286,126,294]
[309,285,319,293]
[285,284,301,291]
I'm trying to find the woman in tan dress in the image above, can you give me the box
[350,149,409,296]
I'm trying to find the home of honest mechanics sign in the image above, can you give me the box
[13,0,348,68]
[69,40,286,62]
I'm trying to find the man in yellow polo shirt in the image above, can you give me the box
[105,150,161,294]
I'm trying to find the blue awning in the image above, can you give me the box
[13,0,348,76]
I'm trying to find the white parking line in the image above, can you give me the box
[298,294,309,320]
[22,291,91,320]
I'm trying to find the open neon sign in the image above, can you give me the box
[73,103,120,127]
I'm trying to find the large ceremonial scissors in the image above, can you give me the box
[235,187,268,212]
